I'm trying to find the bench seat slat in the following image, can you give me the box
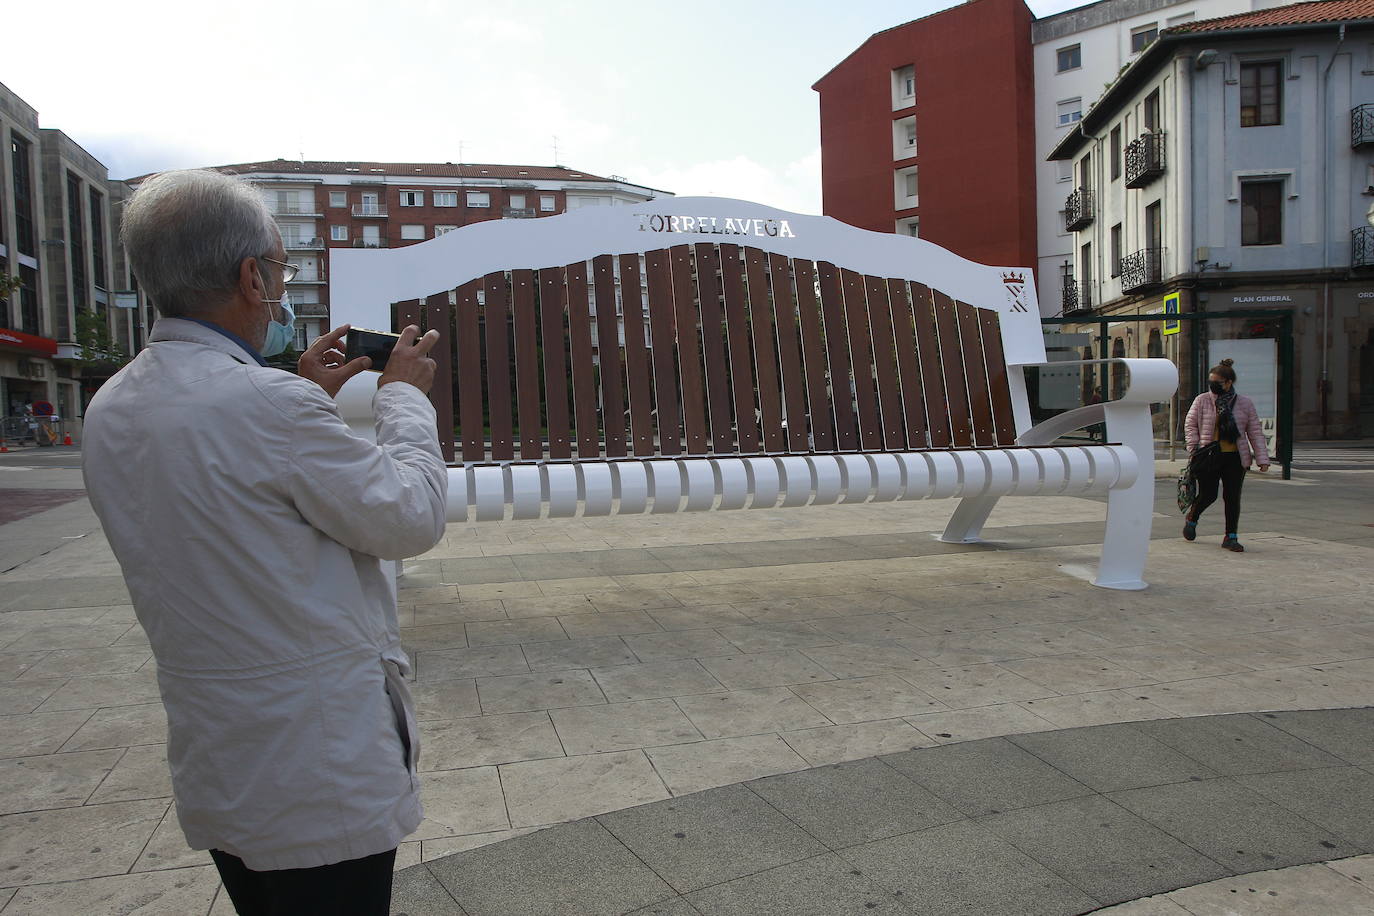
[793,260,835,452]
[817,262,857,451]
[863,274,905,452]
[617,255,656,456]
[670,245,710,456]
[694,244,734,455]
[745,247,785,453]
[644,250,682,456]
[841,269,882,452]
[512,269,544,460]
[980,307,1019,446]
[908,283,950,448]
[538,267,573,460]
[769,252,810,454]
[567,261,599,459]
[423,293,456,463]
[591,257,627,458]
[718,244,760,453]
[886,278,929,450]
[932,290,974,447]
[453,283,485,462]
[484,272,515,461]
[956,300,997,448]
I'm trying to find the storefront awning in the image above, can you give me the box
[0,328,58,357]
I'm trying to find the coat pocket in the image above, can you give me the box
[380,654,420,786]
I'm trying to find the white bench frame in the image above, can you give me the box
[331,197,1177,590]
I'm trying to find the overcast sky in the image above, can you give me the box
[10,0,1079,213]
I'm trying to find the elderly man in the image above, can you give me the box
[82,169,447,914]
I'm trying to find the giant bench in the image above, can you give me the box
[331,198,1177,589]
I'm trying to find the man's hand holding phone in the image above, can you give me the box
[298,324,373,398]
[378,325,440,395]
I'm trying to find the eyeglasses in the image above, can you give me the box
[261,256,299,284]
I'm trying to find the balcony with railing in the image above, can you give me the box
[283,236,324,251]
[352,204,389,218]
[1119,248,1163,293]
[1064,187,1094,232]
[1061,277,1092,314]
[1354,105,1374,148]
[270,205,323,218]
[1353,227,1374,268]
[352,238,389,248]
[1124,132,1165,188]
[503,207,537,219]
[288,270,325,284]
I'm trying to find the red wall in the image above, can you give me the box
[815,0,1038,270]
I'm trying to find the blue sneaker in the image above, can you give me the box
[1183,519,1197,541]
[1222,534,1244,552]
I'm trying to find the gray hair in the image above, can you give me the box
[120,169,278,318]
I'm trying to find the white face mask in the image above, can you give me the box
[261,292,295,357]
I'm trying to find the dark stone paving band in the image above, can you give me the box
[391,707,1374,916]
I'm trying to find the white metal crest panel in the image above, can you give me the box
[329,196,1046,366]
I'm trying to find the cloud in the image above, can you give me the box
[632,148,822,214]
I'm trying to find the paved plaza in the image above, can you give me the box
[0,445,1372,913]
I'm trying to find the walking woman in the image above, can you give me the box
[1183,358,1270,551]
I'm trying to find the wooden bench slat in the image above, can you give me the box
[566,261,599,459]
[483,272,515,461]
[840,269,882,452]
[693,244,735,454]
[591,256,627,458]
[618,254,656,457]
[980,307,1019,446]
[424,293,456,463]
[670,245,709,456]
[644,250,682,456]
[909,283,952,449]
[932,289,974,447]
[817,262,857,451]
[793,260,835,452]
[718,244,760,453]
[744,247,785,453]
[769,253,810,453]
[511,269,544,460]
[956,300,997,448]
[886,278,929,449]
[863,274,905,451]
[538,267,573,460]
[453,283,486,462]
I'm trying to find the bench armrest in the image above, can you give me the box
[1011,358,1177,446]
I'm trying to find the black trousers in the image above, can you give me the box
[1190,450,1246,534]
[211,848,397,916]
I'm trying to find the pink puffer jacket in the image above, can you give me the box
[1184,391,1270,468]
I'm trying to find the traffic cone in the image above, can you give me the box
[63,432,73,446]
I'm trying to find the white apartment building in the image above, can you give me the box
[1033,0,1282,315]
[1049,0,1374,438]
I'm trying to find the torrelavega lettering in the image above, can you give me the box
[636,214,796,238]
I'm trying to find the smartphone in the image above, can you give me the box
[345,328,402,373]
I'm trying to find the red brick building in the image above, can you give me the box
[813,0,1038,270]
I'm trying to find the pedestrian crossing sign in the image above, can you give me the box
[1163,292,1181,335]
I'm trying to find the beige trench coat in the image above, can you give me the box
[82,319,447,870]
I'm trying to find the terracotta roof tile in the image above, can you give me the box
[1165,0,1374,34]
[210,159,618,182]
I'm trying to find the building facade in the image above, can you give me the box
[1049,0,1374,439]
[1033,0,1267,315]
[195,161,665,349]
[0,82,122,434]
[812,0,1040,270]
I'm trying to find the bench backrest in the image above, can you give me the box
[330,198,1046,465]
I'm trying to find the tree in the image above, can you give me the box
[75,307,128,370]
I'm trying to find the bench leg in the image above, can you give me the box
[939,494,1001,544]
[1094,403,1153,590]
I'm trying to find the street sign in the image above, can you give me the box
[113,291,139,309]
[1162,292,1180,335]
